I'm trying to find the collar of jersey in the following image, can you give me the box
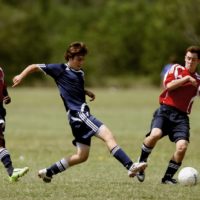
[65,63,82,73]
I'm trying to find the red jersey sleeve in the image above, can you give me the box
[163,64,186,87]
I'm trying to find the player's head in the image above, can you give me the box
[64,42,88,61]
[185,46,200,72]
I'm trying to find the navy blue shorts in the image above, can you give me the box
[68,110,103,146]
[146,104,190,142]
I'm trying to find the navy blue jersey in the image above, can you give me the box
[38,64,86,112]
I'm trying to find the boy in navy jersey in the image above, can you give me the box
[12,42,146,182]
[137,46,200,184]
[0,67,28,182]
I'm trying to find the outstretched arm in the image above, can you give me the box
[12,64,41,87]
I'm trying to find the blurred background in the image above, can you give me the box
[0,0,200,87]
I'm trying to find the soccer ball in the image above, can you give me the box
[178,167,199,186]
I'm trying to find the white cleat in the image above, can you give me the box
[128,162,147,178]
[38,168,52,183]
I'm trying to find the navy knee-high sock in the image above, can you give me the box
[138,144,153,162]
[111,145,133,170]
[0,148,14,176]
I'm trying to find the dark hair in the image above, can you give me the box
[64,42,88,61]
[186,46,200,59]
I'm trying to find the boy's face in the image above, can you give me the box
[185,51,200,73]
[69,55,85,69]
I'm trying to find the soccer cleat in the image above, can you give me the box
[38,168,52,183]
[136,171,145,182]
[128,162,147,177]
[9,167,29,182]
[161,177,177,184]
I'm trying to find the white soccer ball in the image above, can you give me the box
[178,167,199,186]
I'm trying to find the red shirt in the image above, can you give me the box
[160,64,200,114]
[0,67,8,103]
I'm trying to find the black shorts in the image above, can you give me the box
[146,104,190,142]
[68,110,103,146]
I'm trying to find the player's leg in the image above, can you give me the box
[136,128,162,182]
[137,107,165,182]
[0,123,29,182]
[139,128,162,163]
[96,125,147,177]
[161,111,189,184]
[38,142,90,183]
[161,139,188,184]
[0,128,14,176]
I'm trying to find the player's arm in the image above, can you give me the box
[166,75,197,91]
[12,64,41,87]
[85,89,95,101]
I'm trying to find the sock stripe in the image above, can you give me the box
[56,161,65,172]
[60,158,69,169]
[55,158,69,172]
[110,145,120,155]
[142,144,152,153]
[169,161,181,170]
[0,149,9,160]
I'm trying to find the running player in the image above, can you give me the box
[0,67,29,182]
[12,41,147,183]
[137,46,200,184]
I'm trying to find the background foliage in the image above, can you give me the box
[1,0,200,86]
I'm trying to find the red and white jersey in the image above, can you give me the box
[0,67,8,103]
[160,64,200,114]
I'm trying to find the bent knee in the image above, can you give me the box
[78,154,89,163]
[176,140,188,153]
[177,144,188,153]
[149,128,162,140]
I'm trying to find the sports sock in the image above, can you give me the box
[46,158,69,177]
[0,148,14,176]
[138,143,153,162]
[163,160,181,179]
[111,145,133,170]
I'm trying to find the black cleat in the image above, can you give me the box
[161,177,177,184]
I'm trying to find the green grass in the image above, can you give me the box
[1,87,200,200]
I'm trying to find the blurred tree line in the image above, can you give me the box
[0,0,200,87]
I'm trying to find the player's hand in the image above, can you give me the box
[85,90,95,101]
[188,76,197,87]
[12,75,23,87]
[3,96,11,104]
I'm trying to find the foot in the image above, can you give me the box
[38,168,52,183]
[161,177,177,184]
[9,167,29,182]
[136,171,145,182]
[128,162,147,177]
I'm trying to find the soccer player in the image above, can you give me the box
[0,67,29,182]
[137,46,200,184]
[12,41,147,183]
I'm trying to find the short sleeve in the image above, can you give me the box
[37,64,66,78]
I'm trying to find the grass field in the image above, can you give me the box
[1,87,200,200]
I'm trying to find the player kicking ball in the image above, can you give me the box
[0,67,29,182]
[12,42,147,183]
